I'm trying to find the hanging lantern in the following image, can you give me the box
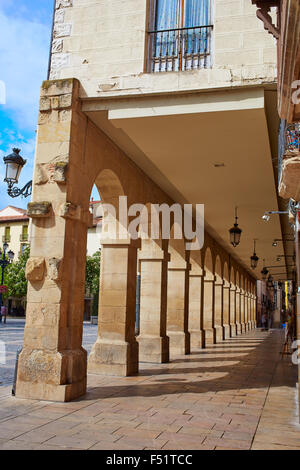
[250,239,259,269]
[229,207,242,247]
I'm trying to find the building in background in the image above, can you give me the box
[0,206,29,258]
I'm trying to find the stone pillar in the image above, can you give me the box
[244,292,249,331]
[137,241,170,363]
[253,294,257,327]
[167,262,191,356]
[203,276,216,345]
[236,288,243,335]
[189,267,205,349]
[223,283,231,339]
[16,79,90,402]
[230,284,237,337]
[88,239,139,376]
[240,290,246,333]
[247,292,252,331]
[214,279,224,342]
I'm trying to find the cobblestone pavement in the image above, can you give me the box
[0,327,299,450]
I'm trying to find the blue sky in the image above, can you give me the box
[0,0,54,209]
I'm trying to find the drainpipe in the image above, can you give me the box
[47,0,56,80]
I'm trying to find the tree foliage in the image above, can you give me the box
[2,246,30,299]
[85,250,101,296]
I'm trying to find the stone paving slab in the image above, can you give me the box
[0,328,299,450]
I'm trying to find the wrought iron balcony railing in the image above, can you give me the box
[148,25,213,73]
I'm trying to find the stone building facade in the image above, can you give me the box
[16,0,288,401]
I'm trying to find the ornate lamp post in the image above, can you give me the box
[3,148,32,198]
[0,243,14,322]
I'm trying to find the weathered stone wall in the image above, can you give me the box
[49,0,277,98]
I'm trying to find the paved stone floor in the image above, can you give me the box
[0,325,299,450]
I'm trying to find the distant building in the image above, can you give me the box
[0,206,30,258]
[87,200,103,256]
[0,204,103,258]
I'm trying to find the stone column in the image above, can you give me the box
[167,262,191,356]
[253,294,257,327]
[240,290,246,333]
[203,276,216,345]
[235,288,243,335]
[230,284,237,337]
[137,241,170,363]
[244,292,249,331]
[214,279,224,342]
[16,79,90,402]
[88,238,139,376]
[247,292,252,331]
[223,283,231,339]
[189,267,205,349]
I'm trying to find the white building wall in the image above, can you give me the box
[49,0,277,98]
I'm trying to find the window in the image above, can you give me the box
[148,0,213,72]
[21,225,28,242]
[3,226,10,242]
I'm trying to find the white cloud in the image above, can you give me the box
[0,9,51,129]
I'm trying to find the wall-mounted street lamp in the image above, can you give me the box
[272,238,294,246]
[229,207,242,247]
[0,242,14,322]
[276,254,295,262]
[262,210,289,221]
[250,239,259,269]
[3,148,32,198]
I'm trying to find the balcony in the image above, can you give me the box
[278,122,300,200]
[148,25,213,73]
[2,235,10,243]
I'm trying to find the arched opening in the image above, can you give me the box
[87,169,139,377]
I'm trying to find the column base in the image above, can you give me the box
[16,348,87,402]
[88,339,138,376]
[236,323,243,335]
[204,328,216,345]
[16,378,87,402]
[241,323,247,333]
[137,335,169,363]
[214,326,224,342]
[189,329,205,350]
[168,331,190,355]
[230,324,237,337]
[223,324,231,339]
